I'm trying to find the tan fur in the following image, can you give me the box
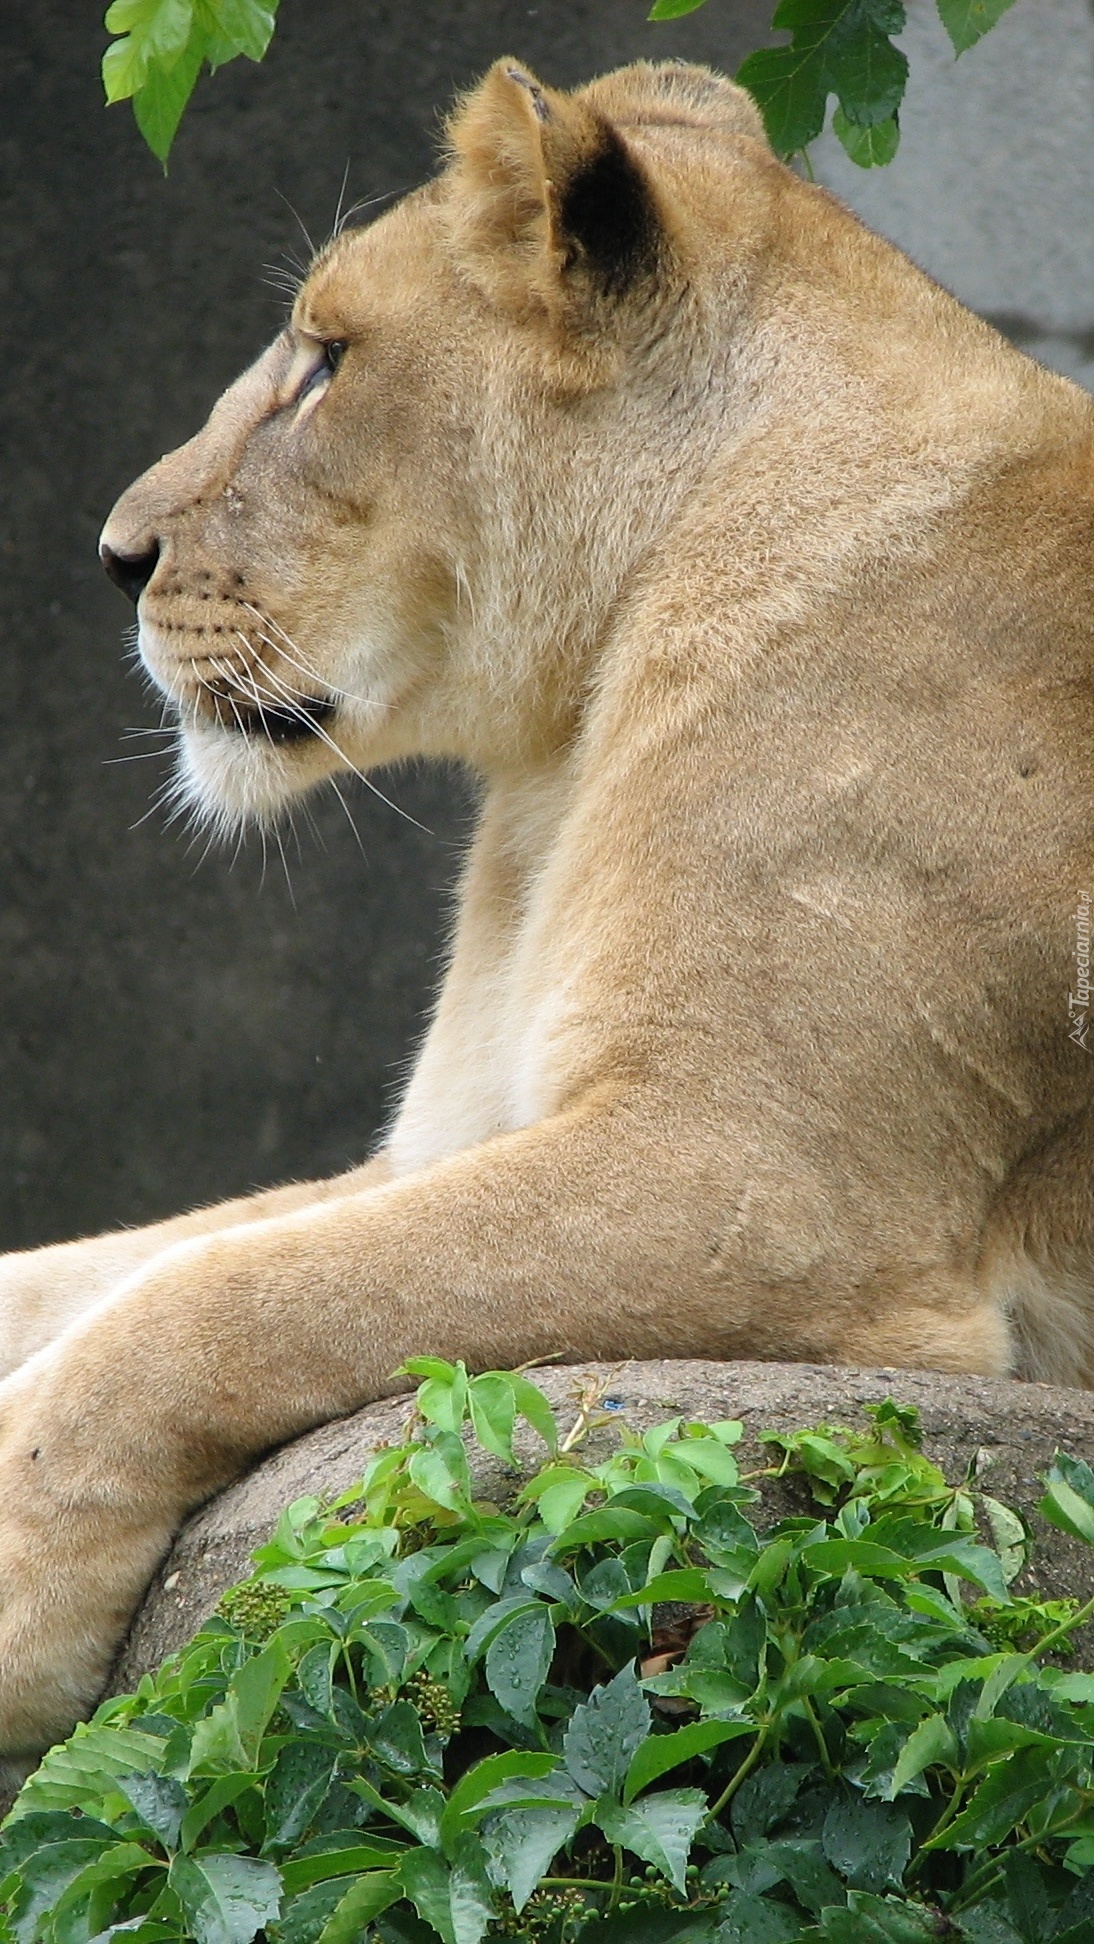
[0,56,1093,1759]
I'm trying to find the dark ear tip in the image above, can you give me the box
[505,65,551,122]
[558,124,658,297]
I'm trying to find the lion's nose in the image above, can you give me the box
[100,539,160,605]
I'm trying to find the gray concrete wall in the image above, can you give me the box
[815,0,1094,390]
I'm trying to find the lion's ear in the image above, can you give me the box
[446,59,660,309]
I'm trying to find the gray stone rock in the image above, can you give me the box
[111,1358,1094,1692]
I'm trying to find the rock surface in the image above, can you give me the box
[111,1358,1094,1693]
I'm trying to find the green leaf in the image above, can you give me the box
[188,1639,290,1777]
[1038,1475,1094,1546]
[885,1713,958,1797]
[468,1375,516,1466]
[623,1718,754,1803]
[113,1772,187,1850]
[833,106,899,164]
[41,1839,160,1944]
[132,20,211,165]
[440,1752,558,1855]
[399,1356,460,1383]
[207,0,278,62]
[551,1506,660,1549]
[178,1772,260,1854]
[348,1782,445,1849]
[0,1814,118,1869]
[416,1365,469,1436]
[737,0,910,160]
[936,0,1018,56]
[367,1701,433,1779]
[596,1790,707,1893]
[484,1605,555,1728]
[692,1498,759,1566]
[480,1782,583,1913]
[408,1433,472,1513]
[278,1880,353,1944]
[716,1890,804,1943]
[763,1836,843,1916]
[399,1848,456,1944]
[12,1724,170,1818]
[818,1890,944,1941]
[359,1621,411,1689]
[9,1841,112,1944]
[736,41,830,155]
[281,1842,407,1896]
[102,0,195,100]
[648,0,709,17]
[563,1664,650,1801]
[167,1853,281,1944]
[508,1376,558,1454]
[607,1569,715,1612]
[313,1871,402,1944]
[536,1473,596,1534]
[821,1793,913,1891]
[929,1746,1056,1848]
[979,1497,1029,1585]
[262,1745,337,1850]
[827,20,907,126]
[447,1834,496,1944]
[669,1437,740,1488]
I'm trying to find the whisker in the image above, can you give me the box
[103,749,172,765]
[330,777,367,860]
[330,159,351,247]
[332,185,408,236]
[272,821,296,905]
[275,189,318,268]
[240,603,392,713]
[245,653,435,835]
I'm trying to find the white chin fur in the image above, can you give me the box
[176,722,340,832]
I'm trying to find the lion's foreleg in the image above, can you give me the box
[0,1152,392,1378]
[0,1099,711,1754]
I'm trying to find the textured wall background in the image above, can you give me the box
[0,0,1088,1251]
[815,0,1094,392]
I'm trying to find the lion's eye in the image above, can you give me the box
[297,341,348,403]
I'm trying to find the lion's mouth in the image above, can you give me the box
[197,687,337,745]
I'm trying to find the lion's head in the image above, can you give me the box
[100,59,769,829]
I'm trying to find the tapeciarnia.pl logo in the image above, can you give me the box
[1069,891,1091,1050]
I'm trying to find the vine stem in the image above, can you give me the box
[801,1696,834,1778]
[608,1845,625,1914]
[703,1725,769,1827]
[914,1777,966,1864]
[952,1788,1094,1912]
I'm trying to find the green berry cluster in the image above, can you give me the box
[497,1885,593,1939]
[406,1668,461,1736]
[967,1593,1079,1654]
[216,1579,293,1640]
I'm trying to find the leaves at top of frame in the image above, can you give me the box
[936,0,1019,58]
[102,0,281,163]
[735,1,909,159]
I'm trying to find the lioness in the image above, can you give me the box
[0,54,1091,1764]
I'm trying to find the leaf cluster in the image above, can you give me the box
[729,0,1019,168]
[102,0,279,162]
[643,0,1019,168]
[101,0,1025,171]
[5,1364,1094,1944]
